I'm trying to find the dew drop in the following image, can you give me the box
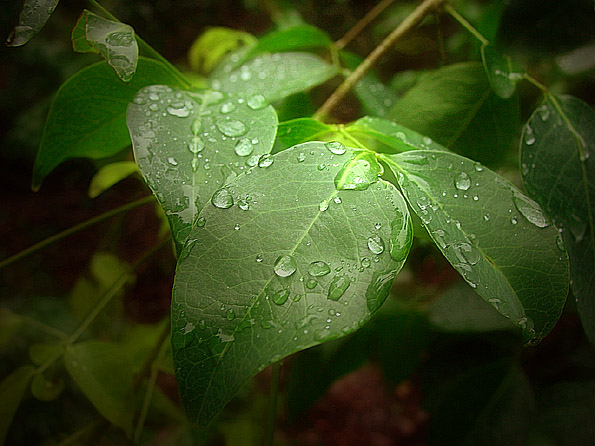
[256,254,263,263]
[454,172,471,191]
[258,154,274,168]
[389,213,412,261]
[167,157,178,166]
[238,199,250,211]
[333,197,342,204]
[454,242,481,265]
[220,101,236,114]
[167,105,190,118]
[272,289,290,305]
[361,257,371,268]
[367,235,385,255]
[191,118,202,135]
[182,322,195,334]
[328,276,350,301]
[226,308,235,320]
[297,152,306,163]
[512,194,550,228]
[325,141,346,155]
[196,216,206,227]
[511,216,518,225]
[274,255,297,277]
[308,261,331,277]
[234,138,254,156]
[188,136,205,154]
[306,278,318,289]
[247,94,268,110]
[216,120,247,137]
[524,126,536,145]
[211,188,234,209]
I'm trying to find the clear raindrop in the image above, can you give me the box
[454,172,471,191]
[196,216,206,227]
[234,138,254,156]
[274,255,297,277]
[512,194,550,228]
[212,188,234,209]
[272,289,290,305]
[216,119,247,137]
[258,154,274,168]
[188,136,205,154]
[247,94,268,110]
[325,141,346,155]
[367,235,385,255]
[328,276,350,301]
[308,261,331,277]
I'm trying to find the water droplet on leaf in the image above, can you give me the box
[212,188,234,209]
[367,235,385,255]
[216,119,247,137]
[308,261,331,277]
[247,94,268,110]
[325,141,346,155]
[272,289,290,305]
[328,276,350,301]
[274,255,297,277]
[454,172,471,191]
[234,138,254,156]
[512,194,550,228]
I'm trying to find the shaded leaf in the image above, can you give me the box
[389,62,519,166]
[127,86,278,250]
[0,309,23,350]
[88,161,139,198]
[275,118,333,150]
[430,281,517,333]
[172,142,412,426]
[383,150,569,342]
[246,25,332,59]
[211,52,337,103]
[33,58,184,189]
[6,0,59,47]
[31,373,64,401]
[64,341,135,435]
[345,116,446,154]
[0,366,35,445]
[481,44,521,99]
[28,343,62,366]
[188,27,256,74]
[520,94,595,345]
[72,10,138,82]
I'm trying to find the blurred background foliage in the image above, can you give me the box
[1,0,594,445]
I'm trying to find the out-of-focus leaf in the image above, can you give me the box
[6,0,59,47]
[188,27,256,74]
[481,44,521,99]
[72,10,138,82]
[88,161,139,198]
[0,366,35,445]
[32,58,184,189]
[389,62,519,166]
[246,25,332,59]
[520,94,594,345]
[0,309,23,350]
[275,118,333,150]
[28,343,62,366]
[31,373,64,401]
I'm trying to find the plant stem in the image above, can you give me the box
[88,0,191,88]
[133,319,171,391]
[314,0,447,121]
[335,0,396,50]
[0,196,154,270]
[523,73,549,93]
[444,3,489,46]
[264,361,283,446]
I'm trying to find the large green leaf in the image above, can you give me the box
[0,366,35,446]
[32,58,184,189]
[6,0,59,47]
[210,52,338,102]
[520,95,595,344]
[172,142,412,426]
[64,341,135,435]
[389,62,519,166]
[127,86,278,249]
[382,150,569,343]
[72,10,139,82]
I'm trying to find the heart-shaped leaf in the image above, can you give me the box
[382,150,569,343]
[127,86,278,249]
[172,142,412,426]
[211,52,338,102]
[520,94,595,345]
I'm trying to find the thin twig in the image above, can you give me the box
[335,0,396,50]
[314,0,447,121]
[444,3,489,46]
[0,196,154,270]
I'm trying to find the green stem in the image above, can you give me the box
[523,73,549,93]
[444,3,489,46]
[20,315,69,340]
[0,196,154,270]
[133,319,171,391]
[88,0,191,88]
[264,361,283,446]
[314,0,447,121]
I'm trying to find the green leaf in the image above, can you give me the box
[383,150,569,343]
[33,58,184,189]
[481,44,521,99]
[28,342,62,366]
[0,366,35,445]
[275,118,333,150]
[127,86,278,250]
[246,25,332,58]
[88,161,139,198]
[430,281,517,333]
[64,341,135,435]
[6,0,59,47]
[425,362,534,446]
[172,142,412,426]
[188,27,256,73]
[211,52,337,102]
[520,95,595,345]
[345,116,446,154]
[0,309,23,350]
[389,62,519,166]
[31,373,64,401]
[341,51,397,118]
[72,10,139,82]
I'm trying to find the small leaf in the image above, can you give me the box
[345,116,446,154]
[172,142,412,426]
[31,373,64,401]
[6,0,59,47]
[430,281,517,333]
[33,58,184,189]
[0,366,35,445]
[245,25,332,58]
[127,86,278,250]
[72,10,138,82]
[188,27,256,73]
[29,343,62,366]
[389,62,519,166]
[64,341,135,435]
[520,94,595,345]
[211,52,338,102]
[275,118,333,150]
[0,309,23,349]
[88,161,139,198]
[384,150,569,343]
[481,44,522,99]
